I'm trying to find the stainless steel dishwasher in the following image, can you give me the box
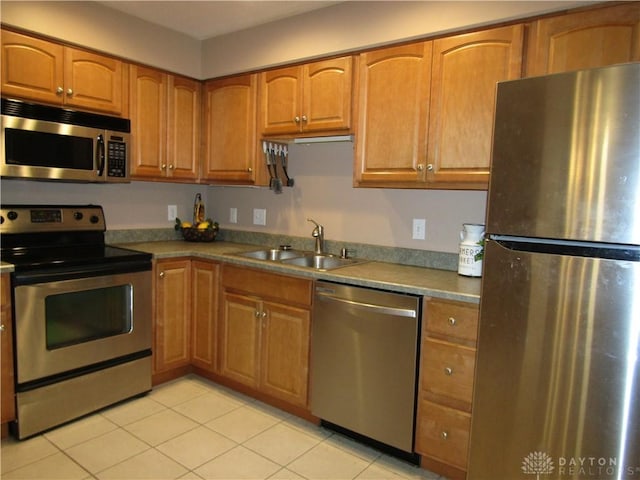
[311,280,421,459]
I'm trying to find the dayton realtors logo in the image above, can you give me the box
[521,451,638,478]
[522,451,555,479]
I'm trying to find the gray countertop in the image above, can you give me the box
[119,240,481,304]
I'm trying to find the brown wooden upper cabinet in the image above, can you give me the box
[259,56,353,136]
[426,25,524,188]
[1,30,127,116]
[201,74,261,184]
[129,65,200,182]
[526,2,640,76]
[355,24,523,189]
[354,42,433,186]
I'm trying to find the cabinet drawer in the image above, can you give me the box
[222,264,312,307]
[421,338,475,410]
[425,299,479,345]
[416,399,471,470]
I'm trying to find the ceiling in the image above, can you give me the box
[98,1,341,40]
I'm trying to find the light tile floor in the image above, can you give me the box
[0,375,446,480]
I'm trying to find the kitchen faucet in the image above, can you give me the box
[307,218,325,255]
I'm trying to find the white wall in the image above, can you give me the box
[208,142,487,253]
[202,1,586,78]
[0,180,205,229]
[0,1,202,77]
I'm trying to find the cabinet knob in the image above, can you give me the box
[159,271,165,278]
[56,86,64,95]
[0,324,5,332]
[444,367,453,376]
[161,164,167,170]
[66,88,73,96]
[262,311,267,318]
[441,431,449,440]
[301,115,308,123]
[255,310,261,318]
[417,164,424,172]
[294,116,301,124]
[168,164,174,170]
[448,317,456,326]
[247,167,252,173]
[427,164,434,171]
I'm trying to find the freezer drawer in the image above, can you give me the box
[468,240,640,479]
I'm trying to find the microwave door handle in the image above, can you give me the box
[96,134,105,176]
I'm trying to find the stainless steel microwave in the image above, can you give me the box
[1,98,130,183]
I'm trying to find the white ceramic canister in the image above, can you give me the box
[458,223,485,277]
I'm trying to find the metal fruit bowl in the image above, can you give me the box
[180,227,218,242]
[175,218,219,242]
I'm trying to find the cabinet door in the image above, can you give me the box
[354,42,432,186]
[130,66,167,179]
[154,259,191,373]
[1,274,15,424]
[260,66,302,135]
[219,292,260,388]
[526,3,640,76]
[202,75,258,184]
[64,47,126,115]
[1,30,64,105]
[426,25,524,188]
[191,260,219,372]
[260,301,310,407]
[167,75,200,181]
[302,56,353,133]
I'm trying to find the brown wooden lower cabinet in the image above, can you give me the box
[191,260,220,373]
[218,264,312,408]
[416,399,471,470]
[153,258,192,381]
[415,298,479,480]
[1,273,15,436]
[151,259,313,414]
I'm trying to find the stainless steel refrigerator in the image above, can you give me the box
[468,63,640,480]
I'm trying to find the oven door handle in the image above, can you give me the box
[13,259,151,286]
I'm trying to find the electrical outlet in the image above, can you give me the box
[168,205,177,221]
[253,208,266,226]
[229,207,238,224]
[412,218,426,240]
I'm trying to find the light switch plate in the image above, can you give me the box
[229,207,238,224]
[168,205,177,221]
[253,208,266,226]
[412,218,426,240]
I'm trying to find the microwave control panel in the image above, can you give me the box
[107,139,127,178]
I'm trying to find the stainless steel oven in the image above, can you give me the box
[1,205,152,439]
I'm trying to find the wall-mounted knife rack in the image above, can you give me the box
[262,141,294,194]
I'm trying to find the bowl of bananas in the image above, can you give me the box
[175,218,219,242]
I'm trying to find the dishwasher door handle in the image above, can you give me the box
[316,292,417,318]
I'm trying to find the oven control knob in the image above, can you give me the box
[74,212,84,221]
[90,215,100,224]
[7,211,18,221]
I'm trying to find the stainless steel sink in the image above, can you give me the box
[234,249,366,271]
[281,254,361,270]
[235,248,303,261]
